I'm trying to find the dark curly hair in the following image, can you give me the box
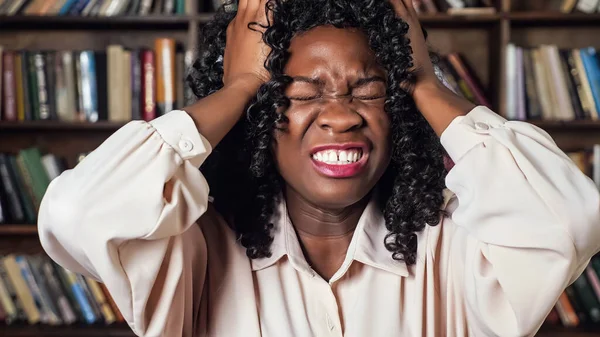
[187,0,447,265]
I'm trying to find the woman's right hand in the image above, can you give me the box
[222,0,272,91]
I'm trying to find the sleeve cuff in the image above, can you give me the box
[440,106,507,162]
[149,110,212,168]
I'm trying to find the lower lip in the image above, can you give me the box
[311,155,368,178]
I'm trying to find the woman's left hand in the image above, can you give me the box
[389,0,440,92]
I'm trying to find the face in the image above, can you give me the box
[273,25,391,209]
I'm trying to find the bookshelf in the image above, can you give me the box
[2,0,600,336]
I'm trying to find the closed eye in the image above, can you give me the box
[289,94,322,101]
[354,94,386,100]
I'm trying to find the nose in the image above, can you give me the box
[316,97,364,133]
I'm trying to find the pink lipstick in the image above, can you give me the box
[310,143,369,178]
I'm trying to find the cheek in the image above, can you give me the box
[364,106,392,150]
[271,108,314,174]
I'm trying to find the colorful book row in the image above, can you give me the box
[506,45,600,121]
[0,254,124,325]
[0,150,68,225]
[0,0,199,16]
[0,39,193,123]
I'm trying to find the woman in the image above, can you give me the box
[38,0,600,336]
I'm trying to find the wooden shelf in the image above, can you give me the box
[536,326,600,337]
[1,12,600,30]
[0,324,134,337]
[530,120,600,130]
[509,12,600,26]
[0,14,215,29]
[0,225,37,235]
[0,121,125,131]
[418,13,501,27]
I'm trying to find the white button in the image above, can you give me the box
[179,139,193,152]
[326,314,334,331]
[475,122,489,130]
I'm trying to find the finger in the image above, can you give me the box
[237,0,247,14]
[403,0,419,15]
[389,0,408,16]
[246,0,260,15]
[255,0,269,23]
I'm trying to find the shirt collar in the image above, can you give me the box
[250,195,410,279]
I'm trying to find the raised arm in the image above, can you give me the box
[38,1,271,336]
[389,1,600,336]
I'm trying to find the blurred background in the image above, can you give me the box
[1,0,600,336]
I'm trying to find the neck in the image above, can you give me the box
[284,187,369,238]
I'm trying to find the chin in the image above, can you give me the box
[303,180,374,209]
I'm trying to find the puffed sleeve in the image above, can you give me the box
[38,110,212,336]
[441,106,600,336]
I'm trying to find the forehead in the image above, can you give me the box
[284,25,383,77]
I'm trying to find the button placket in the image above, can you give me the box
[311,276,343,337]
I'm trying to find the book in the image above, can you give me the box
[1,44,186,123]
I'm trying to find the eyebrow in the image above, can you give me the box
[290,75,386,87]
[354,76,386,87]
[291,76,326,86]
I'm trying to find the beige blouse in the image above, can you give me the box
[38,106,600,337]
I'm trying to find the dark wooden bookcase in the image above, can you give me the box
[2,0,600,336]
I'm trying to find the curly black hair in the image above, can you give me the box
[187,0,447,265]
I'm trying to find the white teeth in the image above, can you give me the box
[339,151,347,162]
[328,152,337,163]
[312,148,364,165]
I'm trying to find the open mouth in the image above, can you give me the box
[310,144,369,178]
[311,148,364,165]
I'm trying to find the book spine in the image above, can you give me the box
[20,256,63,325]
[14,256,51,324]
[577,0,600,12]
[79,51,99,122]
[573,273,600,323]
[3,51,17,121]
[7,155,37,224]
[15,154,40,212]
[2,256,41,324]
[565,285,588,325]
[62,51,77,121]
[94,51,108,121]
[557,291,579,326]
[27,53,40,120]
[86,278,116,324]
[580,48,600,115]
[45,52,58,120]
[0,261,27,323]
[40,258,77,324]
[14,53,25,121]
[154,38,176,116]
[141,49,156,121]
[20,51,31,121]
[33,53,50,120]
[0,269,18,324]
[164,0,175,13]
[19,148,51,211]
[447,53,491,108]
[564,49,592,119]
[131,49,142,120]
[107,45,124,122]
[0,153,25,223]
[99,282,124,322]
[52,263,85,323]
[62,269,96,324]
[175,51,184,109]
